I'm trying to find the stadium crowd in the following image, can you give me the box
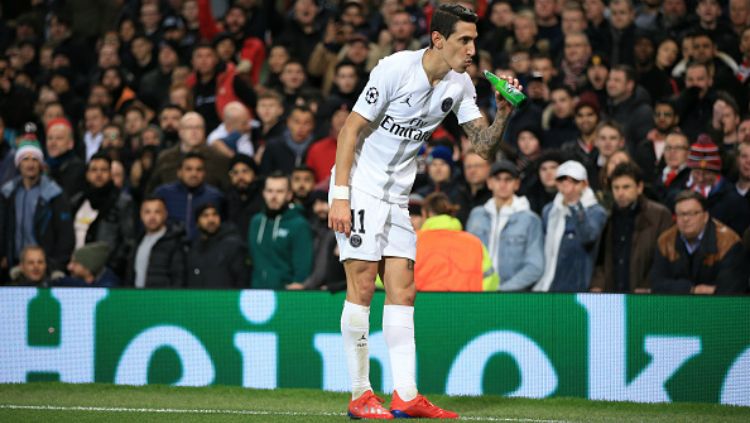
[0,0,749,293]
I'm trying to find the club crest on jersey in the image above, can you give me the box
[350,234,363,248]
[365,87,379,104]
[441,97,454,112]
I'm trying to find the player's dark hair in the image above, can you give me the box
[429,4,478,48]
[610,161,643,185]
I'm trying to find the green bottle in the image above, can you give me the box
[484,70,527,108]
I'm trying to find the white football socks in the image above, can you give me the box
[383,304,418,401]
[341,301,372,400]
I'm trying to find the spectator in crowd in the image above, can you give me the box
[561,100,601,175]
[277,0,327,66]
[186,203,249,288]
[45,117,86,199]
[710,93,742,175]
[261,105,318,175]
[147,111,230,193]
[416,192,498,291]
[82,104,109,162]
[72,153,135,276]
[584,0,611,54]
[686,135,750,235]
[185,42,256,131]
[694,1,740,69]
[127,196,186,288]
[591,162,673,292]
[372,9,420,60]
[466,160,544,291]
[605,64,654,149]
[635,99,679,184]
[656,130,692,205]
[157,104,184,149]
[591,120,627,189]
[535,160,607,292]
[522,150,563,215]
[0,117,16,187]
[581,53,610,108]
[154,152,224,239]
[609,0,638,66]
[207,101,254,158]
[128,34,156,88]
[289,190,345,291]
[634,33,675,103]
[226,154,263,239]
[248,172,313,290]
[415,145,471,224]
[277,60,310,112]
[254,90,286,147]
[291,165,316,215]
[737,141,750,204]
[543,86,579,149]
[651,190,747,293]
[8,246,52,287]
[1,138,73,273]
[678,61,717,141]
[139,40,181,111]
[461,149,492,212]
[559,32,592,92]
[535,0,563,49]
[56,241,119,287]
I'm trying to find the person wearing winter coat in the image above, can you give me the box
[535,160,607,292]
[0,139,74,274]
[248,172,313,290]
[186,203,249,288]
[466,160,544,291]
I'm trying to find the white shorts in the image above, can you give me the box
[331,188,416,262]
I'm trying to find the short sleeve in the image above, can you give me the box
[454,74,482,124]
[353,59,398,121]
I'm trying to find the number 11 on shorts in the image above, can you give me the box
[350,209,366,234]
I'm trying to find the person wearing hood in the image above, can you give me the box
[226,154,264,239]
[1,138,74,274]
[260,105,319,176]
[605,65,654,151]
[56,242,119,288]
[248,172,313,290]
[71,152,135,276]
[466,160,543,291]
[414,192,498,291]
[534,160,607,292]
[187,203,250,288]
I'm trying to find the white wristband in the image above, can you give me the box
[331,185,350,200]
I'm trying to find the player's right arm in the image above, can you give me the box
[328,111,371,237]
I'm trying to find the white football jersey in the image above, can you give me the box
[336,48,482,205]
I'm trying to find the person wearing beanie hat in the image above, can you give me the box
[686,134,750,235]
[1,132,74,275]
[55,242,119,287]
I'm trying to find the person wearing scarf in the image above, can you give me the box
[534,160,607,292]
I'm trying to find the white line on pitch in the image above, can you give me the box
[0,404,570,422]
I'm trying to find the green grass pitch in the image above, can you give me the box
[1,383,748,422]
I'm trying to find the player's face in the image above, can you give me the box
[441,21,477,73]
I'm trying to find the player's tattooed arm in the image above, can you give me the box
[461,116,507,161]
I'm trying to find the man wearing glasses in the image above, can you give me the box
[656,131,691,207]
[651,190,747,294]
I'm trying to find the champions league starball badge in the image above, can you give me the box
[365,87,379,104]
[350,234,363,248]
[441,97,453,112]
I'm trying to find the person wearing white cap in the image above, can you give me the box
[534,160,607,292]
[1,137,74,274]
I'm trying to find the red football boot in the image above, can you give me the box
[348,390,394,420]
[389,390,459,419]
